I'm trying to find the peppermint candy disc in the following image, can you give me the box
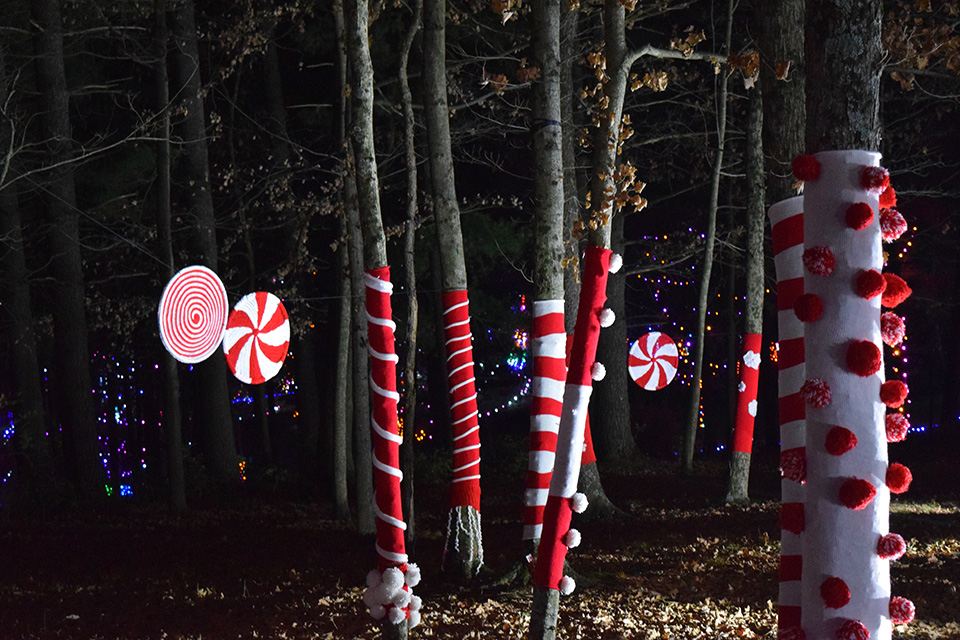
[629,332,679,390]
[223,291,290,385]
[158,265,228,364]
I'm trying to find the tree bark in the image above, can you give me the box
[805,0,883,153]
[334,239,351,520]
[171,0,239,487]
[681,0,734,474]
[32,0,100,504]
[757,0,805,202]
[725,83,765,503]
[154,0,186,515]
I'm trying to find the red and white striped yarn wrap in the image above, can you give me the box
[768,196,806,633]
[800,152,890,640]
[532,246,612,592]
[441,290,482,511]
[364,268,408,572]
[523,299,566,541]
[731,332,763,454]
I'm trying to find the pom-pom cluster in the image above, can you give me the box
[885,413,910,442]
[880,381,908,409]
[362,564,423,629]
[880,208,907,242]
[855,269,886,300]
[882,273,912,308]
[801,378,832,408]
[890,596,916,625]
[839,477,877,511]
[887,462,913,494]
[845,202,874,230]
[802,246,836,277]
[846,340,882,377]
[794,293,824,323]
[820,576,851,609]
[780,447,807,483]
[838,619,870,640]
[881,313,906,347]
[877,533,907,560]
[825,426,858,456]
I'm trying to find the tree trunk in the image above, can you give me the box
[757,0,805,202]
[171,0,239,487]
[32,0,100,505]
[154,0,186,515]
[725,82,765,504]
[801,3,890,639]
[344,0,414,633]
[334,240,351,520]
[592,211,634,462]
[681,0,734,474]
[397,0,422,550]
[423,0,483,580]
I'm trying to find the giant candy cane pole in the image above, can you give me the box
[532,246,616,596]
[441,290,483,572]
[361,268,422,630]
[523,299,566,542]
[767,196,806,637]
[794,151,914,640]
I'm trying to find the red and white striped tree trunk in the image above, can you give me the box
[441,290,483,575]
[768,196,806,634]
[523,300,566,541]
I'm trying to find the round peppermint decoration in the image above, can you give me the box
[223,291,290,385]
[158,265,228,364]
[629,332,679,390]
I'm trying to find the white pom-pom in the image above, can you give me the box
[404,563,422,588]
[382,567,404,593]
[368,603,386,620]
[599,308,615,328]
[571,492,589,513]
[372,582,393,604]
[608,253,623,274]
[362,587,380,608]
[591,361,606,381]
[559,575,576,595]
[563,528,582,549]
[387,605,407,625]
[391,587,412,609]
[408,610,422,629]
[366,570,382,589]
[409,594,423,612]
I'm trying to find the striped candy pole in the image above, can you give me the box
[360,268,423,629]
[533,245,615,594]
[441,290,483,573]
[768,196,806,636]
[731,333,763,452]
[797,151,912,640]
[523,299,566,541]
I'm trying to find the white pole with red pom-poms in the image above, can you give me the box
[794,151,914,640]
[767,196,806,637]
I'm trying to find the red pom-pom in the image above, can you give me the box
[801,379,832,408]
[846,202,874,230]
[821,577,851,609]
[794,293,824,323]
[792,154,821,181]
[780,447,807,483]
[880,208,908,242]
[880,381,908,408]
[882,273,912,308]
[881,312,906,347]
[781,502,805,534]
[838,619,870,640]
[778,627,806,640]
[839,477,877,510]
[861,165,891,194]
[803,246,835,276]
[855,269,886,300]
[880,185,897,209]
[887,462,913,494]
[890,596,916,625]
[847,340,882,377]
[825,426,858,456]
[878,532,907,560]
[885,413,910,442]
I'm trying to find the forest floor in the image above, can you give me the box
[2,434,959,640]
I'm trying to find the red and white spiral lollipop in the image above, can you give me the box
[223,291,290,385]
[628,332,679,391]
[158,265,228,364]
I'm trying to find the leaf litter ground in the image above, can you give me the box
[2,443,958,639]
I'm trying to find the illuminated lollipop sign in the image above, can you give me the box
[629,331,679,391]
[223,291,290,385]
[158,265,228,364]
